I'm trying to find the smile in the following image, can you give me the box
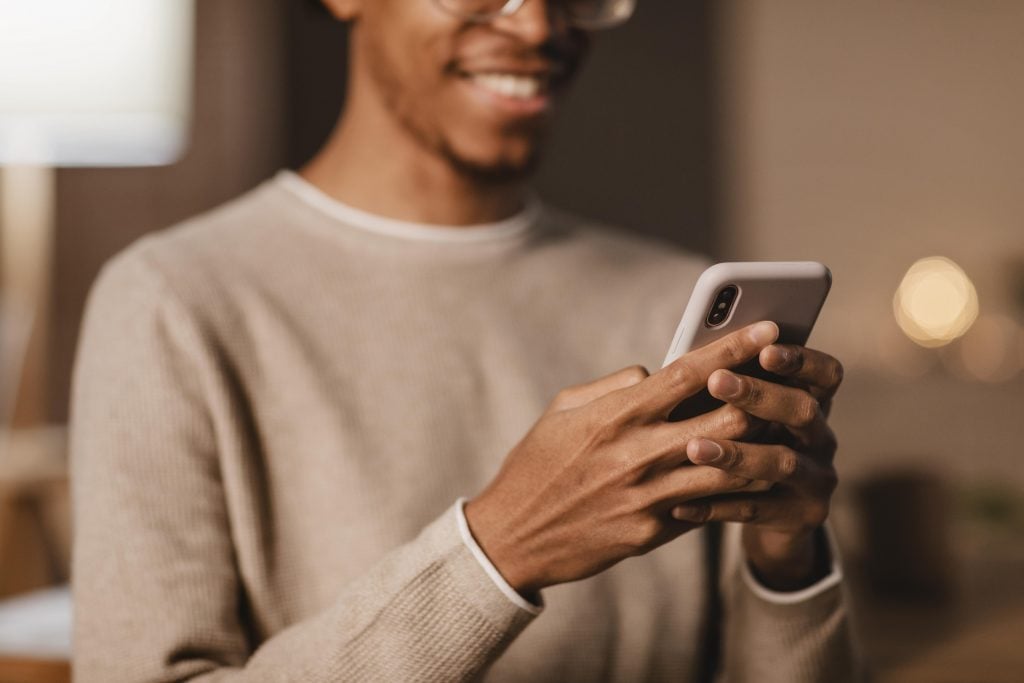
[466,72,548,101]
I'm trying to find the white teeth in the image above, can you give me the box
[470,73,543,100]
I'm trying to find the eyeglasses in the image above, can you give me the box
[432,0,637,31]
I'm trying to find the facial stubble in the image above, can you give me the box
[364,33,547,186]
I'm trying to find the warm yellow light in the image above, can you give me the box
[894,257,978,348]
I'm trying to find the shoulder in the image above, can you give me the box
[111,177,286,282]
[535,205,710,291]
[88,177,292,320]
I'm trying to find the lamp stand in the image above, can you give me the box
[0,164,55,432]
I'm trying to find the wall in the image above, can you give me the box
[718,0,1024,485]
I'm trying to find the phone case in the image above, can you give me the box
[662,261,831,421]
[663,261,832,366]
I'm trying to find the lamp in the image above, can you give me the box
[0,0,195,428]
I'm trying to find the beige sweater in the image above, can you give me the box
[71,172,858,682]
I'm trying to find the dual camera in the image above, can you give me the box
[706,285,738,327]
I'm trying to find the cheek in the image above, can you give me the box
[361,5,453,108]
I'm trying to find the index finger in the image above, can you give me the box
[640,321,780,416]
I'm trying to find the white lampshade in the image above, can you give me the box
[0,0,195,167]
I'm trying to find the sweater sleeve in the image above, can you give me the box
[716,523,864,683]
[70,248,536,683]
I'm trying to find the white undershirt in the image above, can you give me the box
[455,499,842,613]
[277,170,539,244]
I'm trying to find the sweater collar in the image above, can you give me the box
[275,170,540,245]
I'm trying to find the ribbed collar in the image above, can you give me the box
[275,170,541,245]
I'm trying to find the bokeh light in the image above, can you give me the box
[893,257,979,348]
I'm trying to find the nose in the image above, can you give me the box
[490,0,565,45]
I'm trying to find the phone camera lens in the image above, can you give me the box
[706,285,739,328]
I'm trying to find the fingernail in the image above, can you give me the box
[689,438,723,464]
[672,505,697,521]
[712,371,742,399]
[672,504,704,522]
[748,321,779,346]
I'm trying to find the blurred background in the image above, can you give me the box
[1,1,1021,681]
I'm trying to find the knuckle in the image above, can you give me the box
[687,503,712,524]
[778,449,802,480]
[623,365,650,384]
[828,359,845,390]
[743,380,765,406]
[626,485,654,511]
[723,407,753,437]
[664,361,700,393]
[551,386,577,410]
[719,442,742,470]
[793,398,821,428]
[613,398,646,427]
[633,517,663,548]
[727,475,754,491]
[582,416,624,454]
[781,345,803,371]
[805,501,831,527]
[721,334,749,364]
[738,501,759,523]
[606,442,639,476]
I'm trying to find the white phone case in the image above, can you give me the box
[663,261,832,368]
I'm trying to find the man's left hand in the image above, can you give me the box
[670,344,844,591]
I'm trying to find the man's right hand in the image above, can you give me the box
[464,321,781,598]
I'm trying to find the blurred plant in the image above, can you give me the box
[959,484,1024,534]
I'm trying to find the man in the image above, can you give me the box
[71,0,859,680]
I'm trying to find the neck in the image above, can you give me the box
[301,71,528,227]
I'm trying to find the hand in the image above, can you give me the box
[671,345,844,590]
[465,322,781,598]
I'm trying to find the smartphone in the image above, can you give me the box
[663,261,831,421]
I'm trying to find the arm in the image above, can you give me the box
[70,250,534,682]
[672,345,864,681]
[465,322,862,681]
[715,522,860,683]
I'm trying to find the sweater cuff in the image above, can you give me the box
[455,498,543,615]
[740,525,843,605]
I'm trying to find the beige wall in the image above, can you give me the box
[718,0,1024,486]
[720,0,1024,356]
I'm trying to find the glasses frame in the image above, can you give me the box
[432,0,636,31]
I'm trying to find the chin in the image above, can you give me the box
[442,132,545,185]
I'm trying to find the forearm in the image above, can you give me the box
[75,503,536,683]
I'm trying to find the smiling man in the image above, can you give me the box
[71,1,859,681]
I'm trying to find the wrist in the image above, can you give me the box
[464,496,543,600]
[743,526,830,591]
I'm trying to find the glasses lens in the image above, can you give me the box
[435,0,514,21]
[436,0,636,28]
[562,0,636,29]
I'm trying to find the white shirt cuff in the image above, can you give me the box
[740,525,843,605]
[455,498,543,615]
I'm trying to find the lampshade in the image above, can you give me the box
[0,0,195,167]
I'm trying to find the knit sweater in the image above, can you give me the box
[70,172,858,682]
